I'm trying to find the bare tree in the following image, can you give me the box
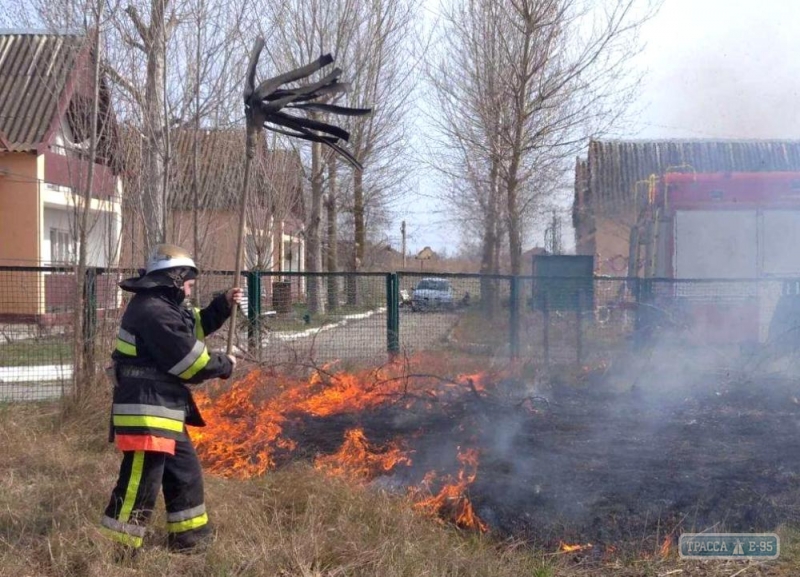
[111,0,174,249]
[342,0,418,274]
[4,0,120,397]
[178,0,250,272]
[325,150,340,308]
[426,0,509,308]
[262,0,362,314]
[429,0,657,276]
[245,140,303,272]
[101,0,251,260]
[75,15,110,398]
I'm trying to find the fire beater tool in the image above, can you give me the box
[227,37,372,354]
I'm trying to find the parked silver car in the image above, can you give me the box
[411,278,454,311]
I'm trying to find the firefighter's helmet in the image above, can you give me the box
[145,244,199,278]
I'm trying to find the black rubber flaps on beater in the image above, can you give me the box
[243,37,371,169]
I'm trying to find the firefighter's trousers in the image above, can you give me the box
[100,437,211,550]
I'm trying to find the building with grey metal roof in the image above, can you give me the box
[573,139,800,275]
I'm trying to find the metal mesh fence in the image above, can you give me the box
[0,267,76,401]
[191,269,241,357]
[517,277,635,367]
[246,272,390,367]
[397,273,512,358]
[5,266,800,401]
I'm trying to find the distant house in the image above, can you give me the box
[0,32,122,320]
[120,128,305,274]
[573,139,800,276]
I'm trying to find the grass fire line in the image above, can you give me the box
[189,345,800,560]
[192,356,497,532]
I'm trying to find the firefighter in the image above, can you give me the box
[100,243,242,554]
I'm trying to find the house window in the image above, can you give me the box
[50,229,76,264]
[66,96,93,146]
[284,240,294,271]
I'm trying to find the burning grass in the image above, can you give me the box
[314,427,412,480]
[192,352,501,531]
[411,447,488,532]
[1,399,800,576]
[192,349,800,560]
[0,401,573,577]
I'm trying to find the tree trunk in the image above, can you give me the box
[480,157,499,315]
[306,140,324,314]
[494,216,504,272]
[347,166,365,306]
[72,14,105,402]
[326,154,339,310]
[141,0,169,249]
[191,13,201,305]
[353,166,365,267]
[507,183,522,275]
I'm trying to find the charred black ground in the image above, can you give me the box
[472,373,800,551]
[276,357,800,553]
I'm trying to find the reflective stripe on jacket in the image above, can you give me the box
[110,288,233,453]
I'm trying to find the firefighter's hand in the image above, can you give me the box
[226,288,244,308]
[227,354,237,368]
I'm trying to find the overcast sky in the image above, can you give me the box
[400,0,800,255]
[618,0,800,140]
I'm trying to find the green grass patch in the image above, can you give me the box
[0,337,73,366]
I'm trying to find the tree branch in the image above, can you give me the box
[103,62,143,105]
[125,4,149,43]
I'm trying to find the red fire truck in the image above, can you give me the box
[632,171,800,344]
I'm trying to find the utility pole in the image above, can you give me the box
[544,211,563,255]
[401,220,407,269]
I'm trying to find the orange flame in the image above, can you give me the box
[192,357,509,531]
[412,447,487,532]
[660,536,671,558]
[193,361,499,478]
[314,428,412,480]
[559,542,593,553]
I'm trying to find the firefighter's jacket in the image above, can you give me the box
[110,276,233,455]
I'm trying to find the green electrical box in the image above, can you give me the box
[532,255,594,311]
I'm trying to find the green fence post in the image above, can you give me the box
[83,267,98,359]
[543,292,550,368]
[247,271,261,355]
[576,290,583,366]
[386,273,400,358]
[510,276,520,360]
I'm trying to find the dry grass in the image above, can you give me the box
[0,400,798,577]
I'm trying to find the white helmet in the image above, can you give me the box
[145,243,198,277]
